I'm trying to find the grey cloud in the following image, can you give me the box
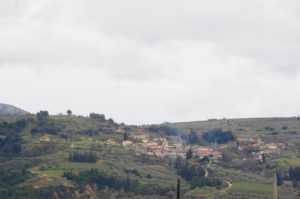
[1,0,300,123]
[0,23,168,81]
[1,0,299,78]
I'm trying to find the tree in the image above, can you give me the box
[199,155,210,165]
[262,153,266,164]
[69,151,97,163]
[177,162,206,181]
[289,167,300,181]
[36,111,49,123]
[123,132,129,141]
[187,129,199,144]
[66,110,72,116]
[124,175,131,191]
[203,128,235,144]
[186,148,193,160]
[277,170,283,186]
[175,156,182,170]
[293,180,299,188]
[89,113,105,122]
[147,125,179,136]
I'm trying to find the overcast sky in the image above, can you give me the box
[0,0,300,124]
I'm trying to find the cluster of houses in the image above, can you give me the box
[39,126,286,161]
[106,128,224,159]
[237,137,286,155]
[117,129,287,160]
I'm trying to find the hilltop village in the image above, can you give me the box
[119,128,223,159]
[39,126,287,163]
[103,127,287,163]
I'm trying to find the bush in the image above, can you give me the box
[191,177,222,189]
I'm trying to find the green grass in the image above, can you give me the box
[274,156,300,170]
[44,169,65,177]
[230,182,273,193]
[41,160,116,177]
[40,160,116,177]
[59,161,113,170]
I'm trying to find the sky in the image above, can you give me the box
[0,0,300,124]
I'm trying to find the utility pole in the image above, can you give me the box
[273,169,277,199]
[177,178,180,199]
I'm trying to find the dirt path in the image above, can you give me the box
[204,167,208,177]
[204,162,210,177]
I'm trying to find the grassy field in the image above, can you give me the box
[230,182,274,193]
[170,117,300,137]
[212,164,270,183]
[273,156,300,172]
[39,161,115,177]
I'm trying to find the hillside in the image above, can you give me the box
[170,117,300,137]
[1,114,300,198]
[0,103,29,116]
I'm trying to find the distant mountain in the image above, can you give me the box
[0,103,29,116]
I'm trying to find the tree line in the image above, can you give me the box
[146,125,179,136]
[185,128,235,145]
[69,151,97,163]
[203,128,235,144]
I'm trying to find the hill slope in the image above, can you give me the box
[170,117,300,137]
[1,114,300,198]
[0,103,29,116]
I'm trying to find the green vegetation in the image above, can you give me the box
[146,124,179,136]
[230,182,274,193]
[0,119,28,157]
[66,110,72,116]
[63,168,174,195]
[68,151,97,163]
[1,114,300,198]
[89,113,105,121]
[186,148,193,160]
[191,177,222,189]
[203,128,235,144]
[187,129,199,144]
[174,156,221,190]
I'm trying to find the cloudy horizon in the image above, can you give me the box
[1,0,300,124]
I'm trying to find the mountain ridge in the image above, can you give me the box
[0,103,29,116]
